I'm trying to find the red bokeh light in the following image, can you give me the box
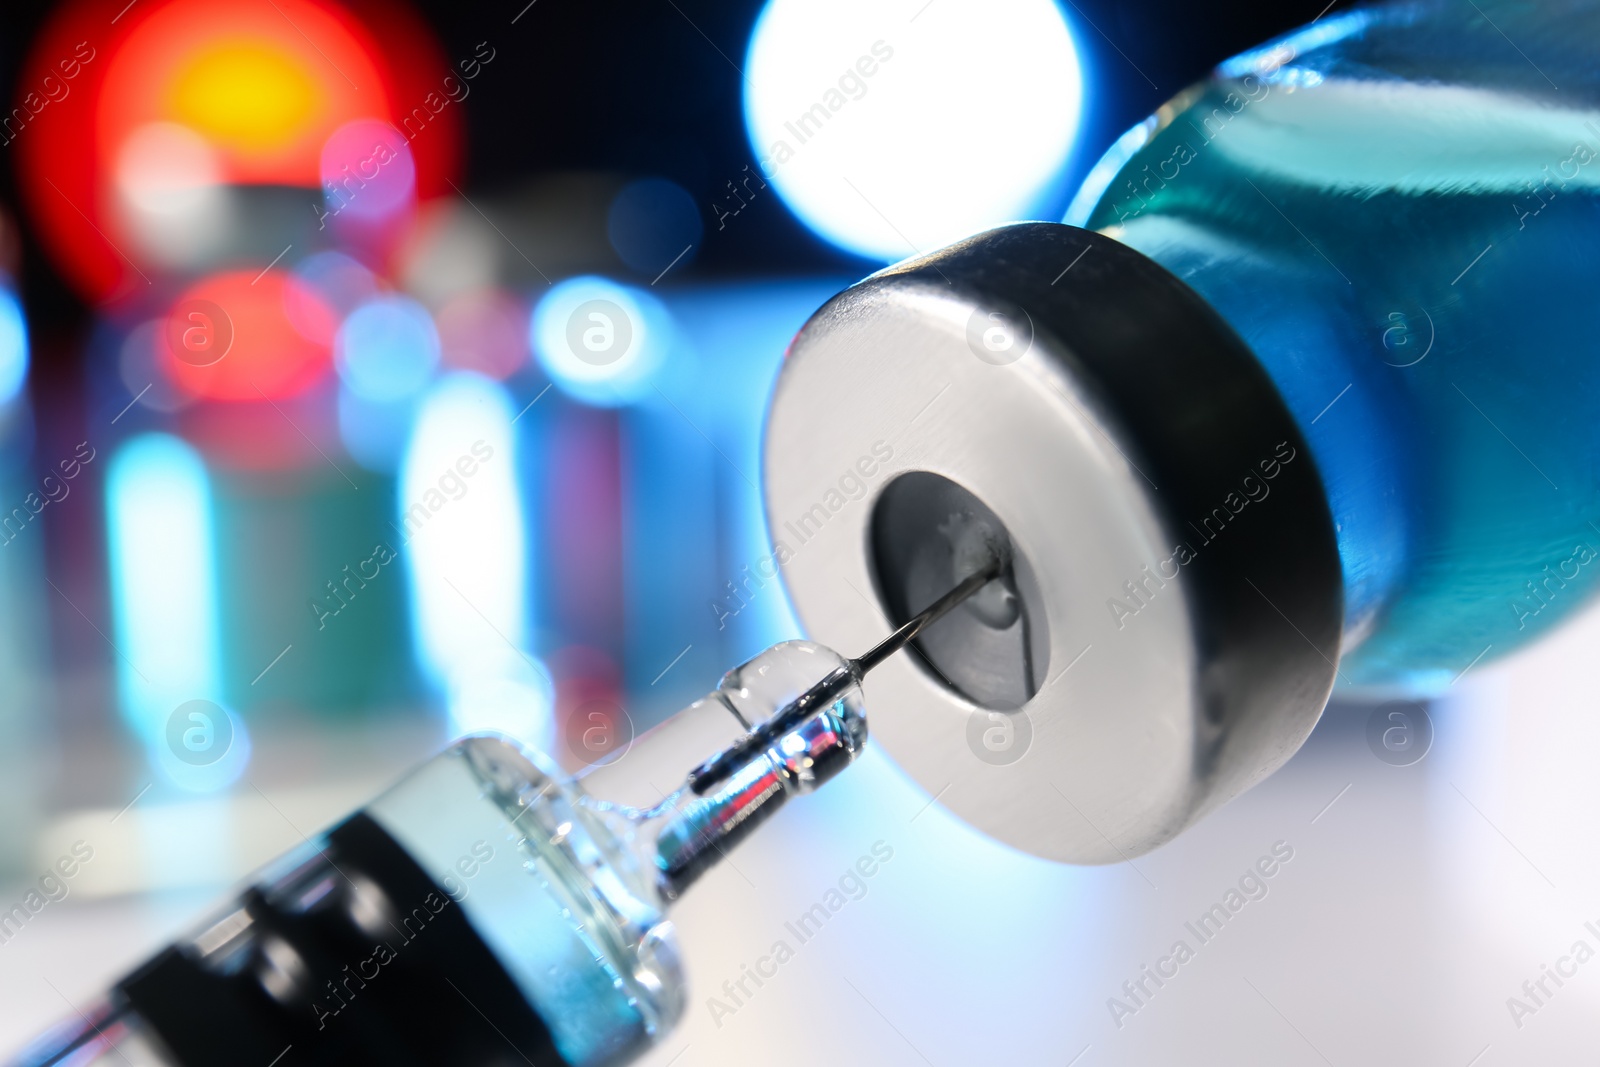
[15,0,460,306]
[161,270,335,400]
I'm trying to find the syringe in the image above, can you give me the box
[11,559,1004,1067]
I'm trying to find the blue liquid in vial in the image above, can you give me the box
[1069,1,1600,690]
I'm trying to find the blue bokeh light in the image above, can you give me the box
[105,433,247,791]
[337,385,418,474]
[336,295,441,404]
[294,250,379,318]
[607,178,703,277]
[0,287,30,406]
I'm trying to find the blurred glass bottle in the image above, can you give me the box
[1067,0,1600,691]
[103,265,425,734]
[0,278,45,880]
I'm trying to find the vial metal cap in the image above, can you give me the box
[763,223,1344,863]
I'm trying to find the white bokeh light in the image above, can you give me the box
[400,372,530,693]
[743,0,1084,261]
[530,276,669,407]
[115,122,233,269]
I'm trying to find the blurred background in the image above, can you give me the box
[8,0,1597,1063]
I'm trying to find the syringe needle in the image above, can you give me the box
[850,557,1003,677]
[686,559,1003,795]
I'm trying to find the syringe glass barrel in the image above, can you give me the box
[7,640,868,1067]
